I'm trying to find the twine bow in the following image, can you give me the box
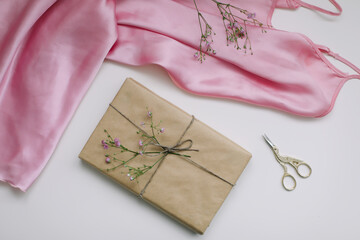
[145,136,198,159]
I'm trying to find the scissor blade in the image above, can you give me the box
[263,134,276,149]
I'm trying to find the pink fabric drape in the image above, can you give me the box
[0,0,359,191]
[0,0,117,190]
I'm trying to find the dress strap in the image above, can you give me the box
[294,0,342,16]
[317,45,360,80]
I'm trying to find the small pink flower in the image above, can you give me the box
[206,41,211,48]
[140,121,145,127]
[139,140,143,146]
[247,13,256,19]
[101,139,109,149]
[227,23,232,29]
[105,157,111,163]
[193,52,199,59]
[160,128,165,133]
[237,28,245,39]
[130,176,134,181]
[147,111,152,117]
[139,151,143,156]
[114,138,120,147]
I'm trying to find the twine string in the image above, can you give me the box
[109,104,234,199]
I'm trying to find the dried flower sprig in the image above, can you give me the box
[193,0,267,62]
[193,0,216,62]
[101,109,191,182]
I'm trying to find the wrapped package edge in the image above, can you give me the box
[79,78,252,234]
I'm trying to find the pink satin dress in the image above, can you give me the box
[0,0,359,191]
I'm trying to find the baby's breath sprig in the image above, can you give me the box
[193,0,216,62]
[101,109,189,182]
[193,0,267,61]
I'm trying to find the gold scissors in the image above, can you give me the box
[263,134,312,191]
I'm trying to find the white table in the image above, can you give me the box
[1,1,360,239]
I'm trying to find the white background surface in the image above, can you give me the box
[1,1,360,239]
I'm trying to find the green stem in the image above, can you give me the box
[106,153,139,172]
[104,129,114,142]
[109,144,138,154]
[149,116,160,145]
[143,153,168,174]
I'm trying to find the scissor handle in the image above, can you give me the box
[282,172,296,191]
[292,160,312,178]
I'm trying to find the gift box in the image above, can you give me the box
[79,78,251,234]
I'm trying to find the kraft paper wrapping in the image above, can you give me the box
[79,78,251,234]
